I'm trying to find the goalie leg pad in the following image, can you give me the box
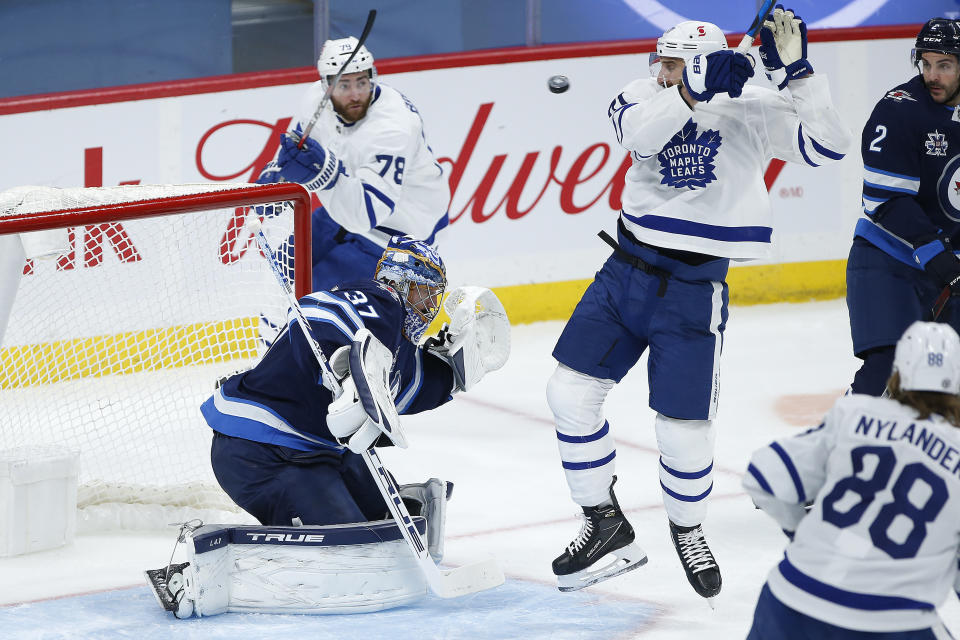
[146,521,429,617]
[399,478,452,563]
[547,364,618,507]
[655,413,716,527]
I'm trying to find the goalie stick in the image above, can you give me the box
[247,218,505,598]
[297,9,377,148]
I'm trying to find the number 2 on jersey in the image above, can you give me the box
[820,445,948,558]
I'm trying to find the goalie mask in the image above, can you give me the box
[318,36,378,91]
[650,21,728,82]
[375,236,446,343]
[893,321,960,394]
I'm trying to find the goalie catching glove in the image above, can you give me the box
[758,5,814,90]
[327,328,407,454]
[426,286,510,393]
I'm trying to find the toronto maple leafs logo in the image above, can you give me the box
[657,119,721,189]
[884,89,916,102]
[926,130,949,156]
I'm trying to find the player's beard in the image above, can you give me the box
[926,75,960,105]
[332,93,372,122]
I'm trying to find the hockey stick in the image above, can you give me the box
[297,9,377,148]
[248,219,505,599]
[931,285,951,321]
[736,0,776,58]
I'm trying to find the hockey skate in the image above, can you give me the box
[552,476,647,592]
[669,521,721,601]
[399,477,453,563]
[145,562,194,619]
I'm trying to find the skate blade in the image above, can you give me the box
[557,543,648,592]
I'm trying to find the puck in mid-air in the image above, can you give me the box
[548,75,570,94]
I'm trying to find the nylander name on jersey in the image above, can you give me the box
[853,413,960,479]
[200,281,455,453]
[857,75,960,266]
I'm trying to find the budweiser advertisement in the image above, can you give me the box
[0,31,915,293]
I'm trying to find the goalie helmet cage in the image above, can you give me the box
[0,183,312,531]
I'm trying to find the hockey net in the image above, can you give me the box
[0,183,312,531]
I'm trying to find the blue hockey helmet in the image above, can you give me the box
[913,18,960,65]
[375,235,446,343]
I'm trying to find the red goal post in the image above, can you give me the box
[0,182,312,531]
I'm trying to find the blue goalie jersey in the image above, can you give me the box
[856,75,960,266]
[200,281,455,452]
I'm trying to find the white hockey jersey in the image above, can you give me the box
[744,394,960,632]
[609,76,851,259]
[290,82,449,249]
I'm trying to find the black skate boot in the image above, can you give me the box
[552,476,647,592]
[669,521,721,600]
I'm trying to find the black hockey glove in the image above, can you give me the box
[913,237,960,294]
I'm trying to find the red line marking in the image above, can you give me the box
[1,583,142,607]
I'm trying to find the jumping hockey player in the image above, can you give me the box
[547,6,851,599]
[744,321,960,638]
[846,18,960,396]
[257,37,450,292]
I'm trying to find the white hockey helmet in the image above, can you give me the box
[656,21,728,61]
[893,321,960,394]
[317,36,377,88]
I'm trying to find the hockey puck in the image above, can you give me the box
[548,75,570,94]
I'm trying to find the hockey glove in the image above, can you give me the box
[426,287,510,393]
[277,132,342,190]
[913,237,960,295]
[683,50,754,102]
[758,5,814,90]
[255,161,283,185]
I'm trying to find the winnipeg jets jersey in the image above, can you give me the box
[856,75,960,266]
[201,281,455,452]
[744,394,960,632]
[291,82,450,249]
[608,77,850,259]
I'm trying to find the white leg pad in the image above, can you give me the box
[150,520,430,617]
[546,364,617,507]
[655,414,716,527]
[399,478,450,563]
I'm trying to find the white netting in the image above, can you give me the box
[0,183,307,531]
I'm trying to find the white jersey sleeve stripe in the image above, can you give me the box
[296,307,356,341]
[395,347,423,413]
[612,103,637,144]
[306,292,365,331]
[746,463,775,494]
[362,182,396,227]
[863,165,921,194]
[769,442,807,503]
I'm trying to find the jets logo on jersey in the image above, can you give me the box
[884,89,917,102]
[657,119,721,190]
[926,131,949,157]
[937,155,960,221]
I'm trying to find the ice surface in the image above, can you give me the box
[2,299,958,639]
